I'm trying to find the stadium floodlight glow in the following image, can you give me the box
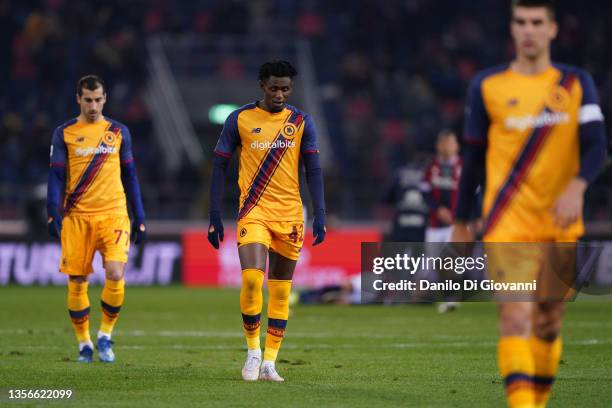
[209,104,239,125]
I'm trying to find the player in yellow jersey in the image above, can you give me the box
[452,1,607,407]
[207,61,326,381]
[47,75,147,363]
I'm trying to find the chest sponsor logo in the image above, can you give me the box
[504,111,569,132]
[250,139,296,150]
[74,145,117,157]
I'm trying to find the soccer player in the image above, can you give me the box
[383,162,428,243]
[47,75,146,363]
[452,1,607,407]
[207,60,326,382]
[422,129,463,312]
[422,129,462,243]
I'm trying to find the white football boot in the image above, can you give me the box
[242,350,262,381]
[259,361,284,382]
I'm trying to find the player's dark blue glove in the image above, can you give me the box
[312,209,326,246]
[208,211,224,249]
[47,207,62,240]
[131,219,147,245]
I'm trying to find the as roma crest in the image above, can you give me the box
[103,131,118,146]
[545,85,570,112]
[281,123,297,139]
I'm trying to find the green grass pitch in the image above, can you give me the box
[0,286,611,407]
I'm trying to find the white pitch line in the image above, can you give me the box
[3,339,612,352]
[0,343,485,351]
[2,328,612,347]
[565,321,612,328]
[0,329,400,339]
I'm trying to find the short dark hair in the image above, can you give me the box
[258,60,298,81]
[511,0,555,19]
[437,128,457,142]
[77,75,106,96]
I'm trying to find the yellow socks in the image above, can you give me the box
[530,335,562,408]
[240,273,292,360]
[497,335,562,408]
[240,269,265,350]
[67,280,91,343]
[99,279,125,336]
[264,279,292,362]
[498,336,536,408]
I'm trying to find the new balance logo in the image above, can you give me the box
[507,98,518,107]
[251,128,261,133]
[76,136,85,142]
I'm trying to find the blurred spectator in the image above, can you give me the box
[382,161,428,242]
[421,129,462,243]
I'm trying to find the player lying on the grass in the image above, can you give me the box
[207,60,326,382]
[452,0,607,407]
[47,75,146,363]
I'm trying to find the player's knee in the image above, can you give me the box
[534,321,562,341]
[241,269,264,293]
[534,303,564,340]
[105,266,125,281]
[268,283,291,302]
[498,306,531,336]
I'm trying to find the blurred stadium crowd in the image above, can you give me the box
[1,0,610,222]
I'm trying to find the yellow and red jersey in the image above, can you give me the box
[50,117,134,216]
[463,63,605,241]
[214,103,319,221]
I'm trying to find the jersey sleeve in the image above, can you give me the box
[49,127,67,167]
[577,70,605,125]
[119,125,134,164]
[301,115,320,154]
[214,110,241,157]
[463,76,490,146]
[576,69,607,183]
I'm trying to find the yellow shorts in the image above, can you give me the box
[485,243,577,301]
[60,214,131,275]
[236,219,304,261]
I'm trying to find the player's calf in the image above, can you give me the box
[497,303,536,407]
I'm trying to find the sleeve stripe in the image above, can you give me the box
[580,104,604,124]
[50,162,65,167]
[214,150,232,158]
[121,158,134,165]
[463,137,487,146]
[302,150,319,154]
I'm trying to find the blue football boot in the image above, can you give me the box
[97,337,115,363]
[78,345,94,363]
